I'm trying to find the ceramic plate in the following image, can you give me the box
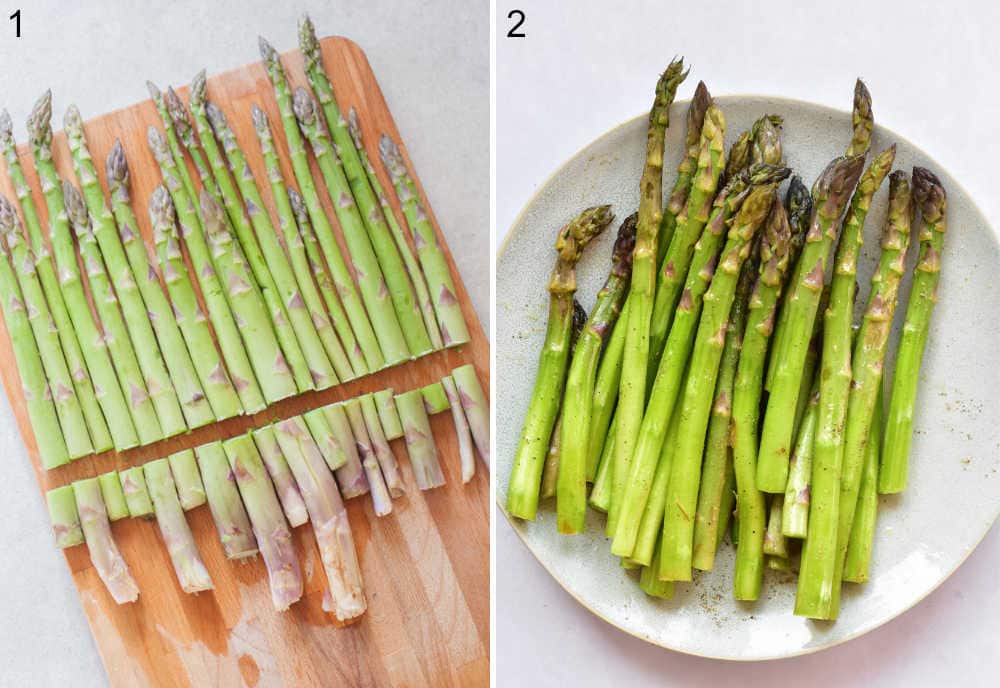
[496,95,1000,660]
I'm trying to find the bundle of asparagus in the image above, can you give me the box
[506,71,948,622]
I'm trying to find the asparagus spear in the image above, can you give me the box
[256,48,384,371]
[659,185,775,582]
[880,168,948,493]
[612,61,687,533]
[202,99,332,391]
[63,181,163,445]
[442,375,476,484]
[167,449,207,511]
[539,413,563,501]
[763,495,789,558]
[557,216,635,533]
[73,478,140,604]
[588,419,616,513]
[144,458,213,593]
[119,466,154,518]
[420,381,451,414]
[506,206,613,519]
[272,415,366,619]
[318,404,369,499]
[756,155,866,493]
[291,89,415,364]
[797,171,911,620]
[717,457,736,549]
[347,107,443,348]
[195,440,258,559]
[251,105,355,381]
[106,141,215,428]
[585,303,628,481]
[0,198,89,461]
[47,485,84,547]
[343,398,394,516]
[613,179,780,556]
[691,241,756,571]
[452,363,490,466]
[147,83,200,207]
[27,92,138,450]
[98,471,129,521]
[782,383,820,539]
[148,185,244,419]
[147,127,266,412]
[378,132,471,348]
[65,105,186,438]
[0,110,109,451]
[359,393,404,497]
[844,384,883,583]
[396,389,447,490]
[223,434,303,610]
[374,387,403,440]
[200,189,300,403]
[252,425,309,527]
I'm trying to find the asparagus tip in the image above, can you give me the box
[911,166,946,221]
[205,101,227,133]
[610,213,638,277]
[0,193,16,232]
[164,87,185,121]
[0,109,11,141]
[198,187,226,232]
[250,103,267,131]
[258,35,277,62]
[291,87,315,125]
[347,108,362,149]
[149,184,174,225]
[287,188,306,218]
[146,125,169,160]
[62,180,88,228]
[63,103,82,136]
[298,14,319,59]
[106,139,128,184]
[813,154,866,215]
[146,80,162,102]
[190,70,207,107]
[27,90,53,143]
[378,134,406,179]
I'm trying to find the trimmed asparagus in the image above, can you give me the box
[782,383,820,538]
[27,92,138,451]
[452,363,489,466]
[844,384,883,583]
[119,467,154,518]
[396,388,446,490]
[47,485,84,547]
[223,434,303,610]
[167,449,207,511]
[539,413,562,501]
[98,471,129,521]
[319,403,369,499]
[442,375,476,484]
[144,458,213,593]
[360,393,404,497]
[374,387,403,440]
[763,495,789,558]
[106,141,215,428]
[194,440,258,559]
[252,425,309,527]
[588,419,616,513]
[880,168,948,493]
[303,407,349,472]
[73,478,140,604]
[343,398,394,516]
[421,381,451,414]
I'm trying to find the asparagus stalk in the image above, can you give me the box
[797,171,911,620]
[144,458,213,593]
[147,127,266,413]
[148,185,244,419]
[0,199,86,463]
[613,179,780,556]
[47,485,84,547]
[756,155,866,492]
[98,471,129,521]
[763,495,789,557]
[167,449,207,511]
[396,389,447,490]
[347,107,443,348]
[442,375,476,483]
[272,414,366,619]
[200,189,299,403]
[374,387,403,440]
[63,181,163,445]
[659,185,775,582]
[251,105,355,381]
[202,99,332,391]
[65,105,186,437]
[588,419,616,513]
[106,141,215,428]
[223,434,303,610]
[782,383,820,538]
[844,384,883,583]
[318,404,369,499]
[119,466,154,518]
[73,478,140,604]
[612,61,687,533]
[691,243,756,571]
[880,168,947,492]
[452,363,490,466]
[506,206,613,519]
[343,398,394,515]
[359,393,404,497]
[420,381,451,414]
[291,89,415,364]
[717,457,735,549]
[378,132,471,348]
[557,216,635,533]
[639,537,675,600]
[539,413,562,501]
[194,440,258,559]
[0,110,109,451]
[27,92,138,450]
[585,304,628,480]
[147,83,200,207]
[285,189,366,377]
[259,53,384,369]
[252,425,309,527]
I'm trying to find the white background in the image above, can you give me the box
[496,1,999,686]
[0,1,486,685]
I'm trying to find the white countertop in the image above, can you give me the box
[0,1,485,685]
[496,1,1000,685]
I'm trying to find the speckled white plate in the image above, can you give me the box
[496,95,1000,660]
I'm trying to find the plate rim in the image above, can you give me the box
[496,92,1000,661]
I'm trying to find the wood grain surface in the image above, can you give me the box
[0,36,489,688]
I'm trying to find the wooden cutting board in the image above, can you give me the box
[0,36,489,688]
